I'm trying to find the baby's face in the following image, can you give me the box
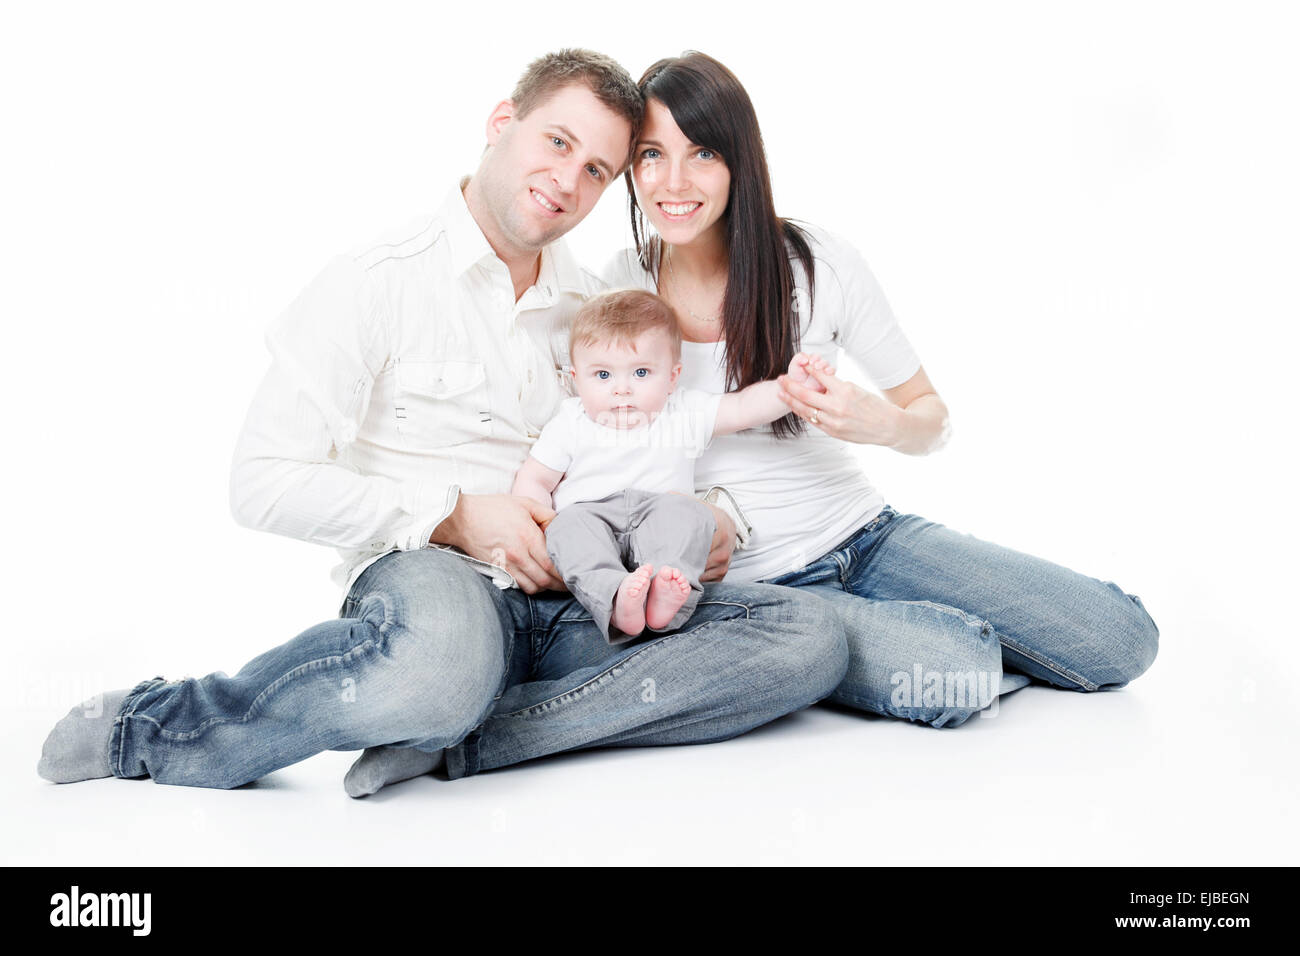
[570,329,682,430]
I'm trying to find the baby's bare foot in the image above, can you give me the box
[645,566,692,630]
[612,564,654,637]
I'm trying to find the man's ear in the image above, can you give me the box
[485,99,516,147]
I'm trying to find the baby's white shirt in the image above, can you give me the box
[529,387,723,512]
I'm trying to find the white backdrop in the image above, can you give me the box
[3,0,1296,865]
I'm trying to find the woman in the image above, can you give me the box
[602,52,1158,726]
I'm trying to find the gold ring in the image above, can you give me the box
[810,410,819,425]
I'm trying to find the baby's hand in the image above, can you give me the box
[787,352,835,393]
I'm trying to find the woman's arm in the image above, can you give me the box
[777,364,951,456]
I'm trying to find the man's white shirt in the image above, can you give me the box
[229,181,605,591]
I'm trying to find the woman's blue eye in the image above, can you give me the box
[697,149,715,161]
[641,148,660,161]
[596,370,610,380]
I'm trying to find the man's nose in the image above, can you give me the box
[552,160,581,197]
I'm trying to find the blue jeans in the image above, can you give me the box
[109,548,850,787]
[762,507,1159,727]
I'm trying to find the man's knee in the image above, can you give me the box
[754,587,851,705]
[348,549,508,733]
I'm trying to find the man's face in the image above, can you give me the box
[472,83,633,258]
[571,330,682,430]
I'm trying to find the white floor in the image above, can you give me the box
[6,586,1295,866]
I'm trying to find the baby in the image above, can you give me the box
[512,289,828,644]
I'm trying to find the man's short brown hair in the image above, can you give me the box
[570,290,681,362]
[512,49,643,163]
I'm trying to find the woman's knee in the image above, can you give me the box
[1079,582,1160,689]
[831,599,1005,727]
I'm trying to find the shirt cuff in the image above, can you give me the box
[702,485,752,551]
[394,483,461,552]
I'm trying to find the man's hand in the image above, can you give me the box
[699,500,737,582]
[431,493,564,594]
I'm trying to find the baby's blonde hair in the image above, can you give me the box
[570,289,682,362]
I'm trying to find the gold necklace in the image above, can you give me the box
[664,245,723,324]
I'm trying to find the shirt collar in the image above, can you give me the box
[441,178,498,277]
[441,177,591,298]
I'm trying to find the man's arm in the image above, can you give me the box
[229,255,455,555]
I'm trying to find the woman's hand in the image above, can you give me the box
[778,360,903,446]
[777,363,950,454]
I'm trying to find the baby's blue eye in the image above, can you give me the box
[596,370,610,380]
[634,368,649,378]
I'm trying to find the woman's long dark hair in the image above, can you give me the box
[626,51,814,438]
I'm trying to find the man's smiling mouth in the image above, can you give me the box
[531,188,564,213]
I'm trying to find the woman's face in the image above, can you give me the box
[631,99,731,249]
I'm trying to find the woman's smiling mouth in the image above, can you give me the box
[658,201,701,219]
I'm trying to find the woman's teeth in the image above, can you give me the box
[660,202,701,216]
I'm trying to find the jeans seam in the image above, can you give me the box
[145,638,384,742]
[997,633,1100,691]
[495,601,753,719]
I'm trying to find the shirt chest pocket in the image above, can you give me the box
[394,359,492,449]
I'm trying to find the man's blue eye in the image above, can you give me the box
[596,370,610,379]
[634,368,649,378]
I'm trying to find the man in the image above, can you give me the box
[37,49,849,796]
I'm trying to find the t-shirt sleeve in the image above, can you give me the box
[599,247,654,291]
[819,233,922,390]
[676,388,724,456]
[527,404,575,474]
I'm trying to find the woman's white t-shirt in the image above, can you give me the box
[600,224,921,583]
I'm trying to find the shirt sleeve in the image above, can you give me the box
[677,388,724,456]
[228,254,458,553]
[818,232,923,390]
[598,247,654,291]
[527,404,575,474]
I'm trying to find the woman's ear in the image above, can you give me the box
[485,99,515,146]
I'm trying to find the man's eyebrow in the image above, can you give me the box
[551,123,616,179]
